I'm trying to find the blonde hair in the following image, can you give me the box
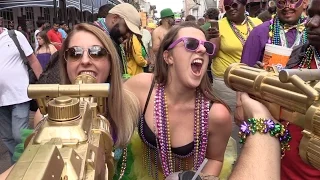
[59,23,139,147]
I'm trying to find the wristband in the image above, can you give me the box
[239,118,291,158]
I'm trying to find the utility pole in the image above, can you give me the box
[80,0,83,22]
[53,0,57,21]
[91,0,94,22]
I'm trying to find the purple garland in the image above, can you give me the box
[154,84,210,177]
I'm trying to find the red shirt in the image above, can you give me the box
[281,59,320,179]
[47,29,62,50]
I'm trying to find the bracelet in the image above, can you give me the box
[199,173,220,180]
[239,118,292,158]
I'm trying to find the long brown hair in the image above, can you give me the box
[36,30,51,51]
[59,23,139,147]
[154,22,229,107]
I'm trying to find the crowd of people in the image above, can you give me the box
[0,0,320,179]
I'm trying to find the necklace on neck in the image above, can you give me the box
[299,45,320,69]
[154,83,209,177]
[268,15,307,47]
[228,16,255,46]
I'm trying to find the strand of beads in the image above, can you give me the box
[239,118,291,158]
[269,15,308,46]
[298,46,313,69]
[299,45,320,69]
[193,90,201,169]
[154,84,210,177]
[164,92,174,173]
[228,17,255,46]
[197,93,209,168]
[155,84,171,176]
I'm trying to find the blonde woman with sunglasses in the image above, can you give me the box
[0,23,139,179]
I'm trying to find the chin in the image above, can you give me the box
[186,78,203,89]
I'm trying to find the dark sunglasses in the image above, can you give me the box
[64,45,109,61]
[276,0,303,10]
[167,37,216,55]
[224,3,239,11]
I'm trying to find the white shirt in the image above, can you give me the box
[141,29,152,51]
[0,29,33,106]
[34,29,40,51]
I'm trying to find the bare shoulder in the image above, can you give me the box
[153,27,160,34]
[49,44,57,52]
[209,103,232,126]
[124,73,154,95]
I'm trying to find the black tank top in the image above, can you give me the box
[138,80,194,157]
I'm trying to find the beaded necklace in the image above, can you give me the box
[268,16,308,47]
[119,44,131,79]
[228,16,255,46]
[298,45,320,69]
[154,84,209,177]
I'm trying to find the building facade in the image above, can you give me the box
[0,0,123,31]
[183,0,218,19]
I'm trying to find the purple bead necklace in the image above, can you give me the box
[154,83,210,177]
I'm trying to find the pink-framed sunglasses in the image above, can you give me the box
[276,0,303,10]
[167,37,216,55]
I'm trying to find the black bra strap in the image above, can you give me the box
[143,79,155,115]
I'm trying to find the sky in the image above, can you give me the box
[147,0,183,18]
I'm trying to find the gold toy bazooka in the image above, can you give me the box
[7,74,114,180]
[224,63,320,170]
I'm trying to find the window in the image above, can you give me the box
[0,9,13,27]
[25,7,34,32]
[25,7,34,22]
[44,8,50,22]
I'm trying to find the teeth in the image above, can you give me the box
[192,59,203,64]
[80,71,96,77]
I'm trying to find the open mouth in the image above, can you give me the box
[79,71,97,77]
[191,59,203,76]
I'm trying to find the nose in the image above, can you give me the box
[80,50,92,66]
[196,43,206,54]
[306,15,320,29]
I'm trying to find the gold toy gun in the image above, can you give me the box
[7,74,114,180]
[224,63,320,170]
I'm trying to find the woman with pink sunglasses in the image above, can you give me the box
[121,22,235,180]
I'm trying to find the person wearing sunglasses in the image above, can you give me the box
[241,0,308,67]
[210,0,262,156]
[122,22,236,180]
[0,23,140,179]
[240,0,319,179]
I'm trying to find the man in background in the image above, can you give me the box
[152,8,175,55]
[58,21,68,40]
[94,3,115,32]
[197,17,205,26]
[201,8,220,31]
[185,15,196,22]
[141,23,157,71]
[0,16,42,163]
[47,21,62,50]
[94,3,141,75]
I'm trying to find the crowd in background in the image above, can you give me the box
[1,0,320,179]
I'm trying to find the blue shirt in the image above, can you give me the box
[58,28,67,39]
